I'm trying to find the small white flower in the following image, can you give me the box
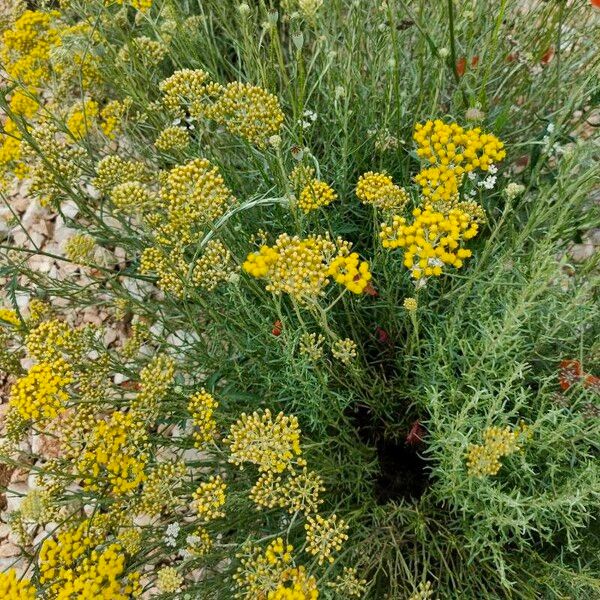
[439,47,450,58]
[482,175,497,190]
[165,522,180,546]
[488,164,498,175]
[468,171,477,181]
[547,123,555,134]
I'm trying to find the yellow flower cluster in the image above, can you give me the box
[159,70,284,146]
[138,461,186,516]
[0,569,36,599]
[140,243,188,297]
[211,81,285,147]
[234,539,318,600]
[268,567,319,600]
[226,409,303,473]
[188,388,219,447]
[51,21,102,91]
[93,155,149,193]
[28,298,52,325]
[9,359,73,421]
[66,99,99,139]
[331,338,358,364]
[297,179,338,213]
[140,159,236,294]
[380,207,477,280]
[243,233,371,300]
[305,514,349,565]
[414,119,506,204]
[327,567,367,598]
[193,475,227,521]
[159,68,223,118]
[132,354,175,420]
[117,36,166,65]
[155,125,190,151]
[156,566,183,594]
[327,252,372,294]
[117,527,142,555]
[250,466,325,515]
[0,9,60,86]
[158,158,235,241]
[355,171,409,211]
[403,297,418,311]
[26,318,89,362]
[299,333,325,361]
[111,0,152,11]
[0,10,63,180]
[40,521,141,599]
[100,99,128,139]
[0,119,25,181]
[0,308,21,326]
[193,239,236,291]
[9,88,39,118]
[185,527,213,557]
[110,181,157,215]
[25,122,87,206]
[65,233,96,264]
[77,412,148,495]
[466,423,530,477]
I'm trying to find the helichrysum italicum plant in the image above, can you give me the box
[1,1,599,598]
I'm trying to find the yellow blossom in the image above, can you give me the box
[188,388,219,447]
[297,179,337,213]
[413,119,506,204]
[0,307,21,326]
[380,206,478,280]
[9,359,73,421]
[210,81,284,147]
[466,423,530,477]
[0,569,36,599]
[193,475,227,521]
[226,409,304,473]
[304,514,349,564]
[355,171,409,211]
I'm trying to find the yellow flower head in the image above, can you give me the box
[413,119,506,204]
[210,81,284,147]
[380,206,477,280]
[0,308,21,327]
[466,423,530,477]
[243,233,371,300]
[297,179,337,213]
[226,409,303,473]
[0,569,36,599]
[9,359,73,421]
[188,388,219,447]
[193,475,227,522]
[66,99,99,140]
[305,514,349,565]
[356,171,409,211]
[327,252,372,294]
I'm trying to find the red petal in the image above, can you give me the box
[541,47,555,65]
[364,282,378,297]
[559,359,582,391]
[456,57,467,77]
[471,55,479,68]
